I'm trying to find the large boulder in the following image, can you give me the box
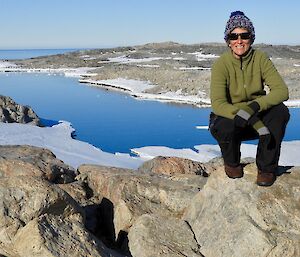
[138,156,211,176]
[0,145,76,183]
[77,164,208,242]
[0,177,72,254]
[13,214,112,257]
[184,163,300,257]
[0,95,41,126]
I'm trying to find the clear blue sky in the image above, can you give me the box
[0,0,299,49]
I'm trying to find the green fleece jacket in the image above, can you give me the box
[210,48,289,119]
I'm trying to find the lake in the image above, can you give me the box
[0,50,299,154]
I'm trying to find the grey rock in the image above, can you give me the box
[0,95,41,126]
[58,180,91,204]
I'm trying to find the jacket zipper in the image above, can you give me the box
[240,56,247,99]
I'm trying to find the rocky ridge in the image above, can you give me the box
[12,42,300,102]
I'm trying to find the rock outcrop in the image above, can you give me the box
[77,160,300,257]
[0,95,41,126]
[77,164,208,245]
[0,144,299,256]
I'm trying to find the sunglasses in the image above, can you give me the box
[228,32,251,41]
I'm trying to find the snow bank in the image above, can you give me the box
[0,121,300,170]
[0,121,144,169]
[79,78,156,93]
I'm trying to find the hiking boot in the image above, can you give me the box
[224,164,243,179]
[257,171,276,186]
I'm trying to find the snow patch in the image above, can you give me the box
[98,55,168,64]
[79,78,157,93]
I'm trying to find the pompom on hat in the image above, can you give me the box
[224,11,255,44]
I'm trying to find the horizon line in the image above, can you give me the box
[0,41,299,50]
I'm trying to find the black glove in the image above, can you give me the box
[234,101,260,128]
[249,115,275,150]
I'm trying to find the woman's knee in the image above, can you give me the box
[263,103,290,126]
[262,104,290,137]
[272,103,290,122]
[278,103,290,123]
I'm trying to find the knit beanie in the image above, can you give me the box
[224,11,255,44]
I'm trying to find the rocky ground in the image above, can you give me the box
[13,42,300,100]
[0,145,299,257]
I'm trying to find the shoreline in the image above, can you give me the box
[78,78,211,107]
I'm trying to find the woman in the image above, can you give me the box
[209,11,290,186]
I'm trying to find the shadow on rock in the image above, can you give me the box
[84,198,132,256]
[277,165,294,176]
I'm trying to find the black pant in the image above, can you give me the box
[209,103,290,173]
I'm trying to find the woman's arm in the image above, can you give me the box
[210,60,239,119]
[254,53,289,111]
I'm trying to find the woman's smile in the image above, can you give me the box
[229,28,251,59]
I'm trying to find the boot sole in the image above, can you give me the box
[257,180,275,186]
[227,174,243,179]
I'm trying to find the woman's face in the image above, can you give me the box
[228,27,251,59]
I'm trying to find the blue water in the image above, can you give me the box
[0,49,80,60]
[0,73,215,153]
[0,49,299,154]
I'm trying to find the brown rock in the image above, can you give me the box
[0,145,76,183]
[138,156,209,176]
